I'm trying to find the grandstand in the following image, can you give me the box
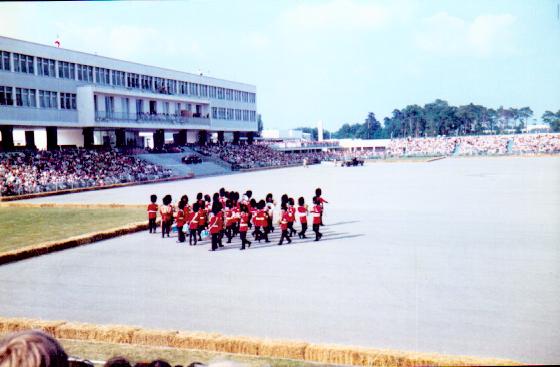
[0,36,257,151]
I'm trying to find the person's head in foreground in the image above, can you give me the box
[0,330,69,367]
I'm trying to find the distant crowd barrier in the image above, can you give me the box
[0,174,194,202]
[0,317,520,366]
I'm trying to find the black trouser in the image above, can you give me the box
[211,233,219,250]
[278,229,291,244]
[288,222,296,236]
[197,225,205,240]
[253,226,262,241]
[189,229,198,245]
[177,226,185,242]
[226,226,233,242]
[240,231,251,249]
[267,217,274,232]
[148,218,157,233]
[313,223,322,240]
[299,222,308,238]
[162,220,171,237]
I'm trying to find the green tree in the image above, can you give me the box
[542,110,560,132]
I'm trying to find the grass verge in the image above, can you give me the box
[0,206,145,254]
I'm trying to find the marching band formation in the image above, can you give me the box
[147,188,328,250]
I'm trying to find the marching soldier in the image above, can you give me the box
[147,194,158,233]
[297,196,308,239]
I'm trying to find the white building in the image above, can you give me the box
[0,36,257,150]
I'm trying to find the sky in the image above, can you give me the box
[1,0,559,131]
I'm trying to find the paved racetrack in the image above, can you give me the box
[1,157,559,364]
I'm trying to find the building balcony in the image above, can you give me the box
[0,105,77,127]
[94,111,210,127]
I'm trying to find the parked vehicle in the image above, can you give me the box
[182,155,202,164]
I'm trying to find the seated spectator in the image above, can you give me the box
[0,148,173,197]
[0,330,68,367]
[105,357,131,367]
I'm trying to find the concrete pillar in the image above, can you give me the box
[173,129,186,146]
[233,131,240,145]
[46,126,58,150]
[83,127,94,149]
[115,128,126,148]
[154,129,165,150]
[198,130,207,145]
[0,125,14,151]
[217,131,224,144]
[25,130,36,149]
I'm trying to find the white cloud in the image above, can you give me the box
[281,0,391,31]
[415,12,517,57]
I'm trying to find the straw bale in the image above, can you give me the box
[54,322,100,340]
[169,331,221,350]
[257,339,308,360]
[131,329,179,347]
[213,335,260,355]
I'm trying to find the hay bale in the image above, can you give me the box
[54,322,100,340]
[257,339,308,360]
[214,335,260,355]
[131,329,179,347]
[0,317,67,337]
[169,331,221,351]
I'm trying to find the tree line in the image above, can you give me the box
[295,100,560,140]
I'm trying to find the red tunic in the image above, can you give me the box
[208,215,222,234]
[224,209,234,227]
[254,209,267,227]
[297,205,308,224]
[197,208,207,226]
[160,205,173,221]
[311,205,322,225]
[147,203,158,219]
[287,206,296,223]
[239,212,249,232]
[175,209,185,227]
[279,211,289,230]
[188,211,199,230]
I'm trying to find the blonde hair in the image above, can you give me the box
[0,330,68,367]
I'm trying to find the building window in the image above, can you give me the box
[121,97,130,115]
[136,99,144,115]
[13,53,34,74]
[60,92,77,110]
[15,88,36,107]
[0,86,13,105]
[140,75,153,91]
[95,67,111,85]
[37,57,56,77]
[127,73,140,89]
[200,85,208,98]
[0,51,10,71]
[39,90,57,108]
[77,64,93,82]
[166,80,177,95]
[58,61,76,79]
[112,70,125,86]
[211,107,218,119]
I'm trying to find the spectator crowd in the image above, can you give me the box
[0,329,235,367]
[192,143,330,170]
[0,149,172,197]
